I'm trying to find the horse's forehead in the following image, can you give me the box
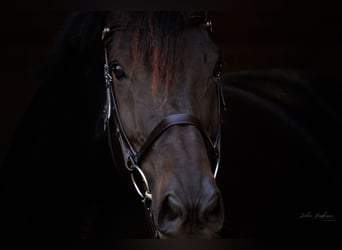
[109,29,217,58]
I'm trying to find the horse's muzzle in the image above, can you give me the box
[156,177,224,238]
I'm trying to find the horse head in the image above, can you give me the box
[102,12,224,238]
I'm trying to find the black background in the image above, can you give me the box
[0,4,341,246]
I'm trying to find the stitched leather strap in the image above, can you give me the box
[136,113,216,164]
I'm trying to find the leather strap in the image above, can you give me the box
[137,113,216,164]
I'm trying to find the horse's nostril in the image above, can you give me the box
[158,195,184,233]
[201,195,223,224]
[165,196,181,221]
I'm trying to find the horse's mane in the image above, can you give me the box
[40,12,109,139]
[43,12,107,84]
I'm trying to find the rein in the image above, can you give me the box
[101,14,226,238]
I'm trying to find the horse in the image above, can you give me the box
[0,11,341,243]
[1,11,226,240]
[100,11,226,238]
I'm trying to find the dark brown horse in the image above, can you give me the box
[1,12,341,243]
[101,12,225,238]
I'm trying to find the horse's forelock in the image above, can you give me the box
[108,12,194,95]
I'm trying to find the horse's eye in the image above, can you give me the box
[213,60,224,77]
[112,64,126,80]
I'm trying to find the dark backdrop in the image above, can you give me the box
[0,8,341,244]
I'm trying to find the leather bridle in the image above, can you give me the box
[101,14,226,238]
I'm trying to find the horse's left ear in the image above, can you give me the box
[189,11,213,32]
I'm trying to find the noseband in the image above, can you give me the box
[101,15,226,238]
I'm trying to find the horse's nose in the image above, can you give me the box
[157,180,224,237]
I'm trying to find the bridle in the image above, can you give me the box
[101,14,226,238]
